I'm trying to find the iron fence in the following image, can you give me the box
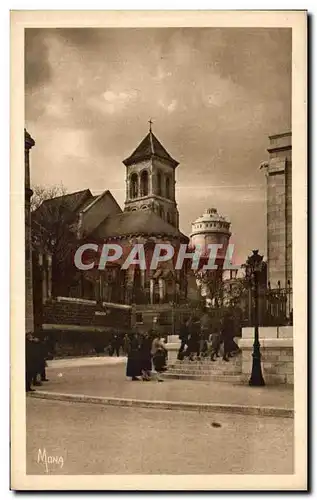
[244,283,293,327]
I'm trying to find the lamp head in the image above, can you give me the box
[246,249,264,274]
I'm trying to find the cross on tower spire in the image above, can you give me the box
[148,118,153,133]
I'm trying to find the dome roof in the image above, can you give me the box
[94,209,188,241]
[192,208,229,225]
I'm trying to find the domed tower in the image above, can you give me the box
[190,208,231,305]
[190,208,231,263]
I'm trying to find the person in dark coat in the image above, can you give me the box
[221,312,235,362]
[25,333,36,392]
[177,319,190,360]
[31,336,45,386]
[123,333,130,356]
[139,331,153,381]
[200,308,211,357]
[111,333,121,357]
[39,335,50,382]
[186,317,201,360]
[210,324,222,361]
[126,332,142,381]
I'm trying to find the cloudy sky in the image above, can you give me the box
[25,27,291,264]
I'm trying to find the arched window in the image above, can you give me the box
[157,171,162,196]
[165,176,171,198]
[140,170,149,197]
[166,212,172,224]
[130,173,138,199]
[159,206,164,220]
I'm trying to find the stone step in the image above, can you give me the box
[173,355,242,364]
[167,369,241,376]
[162,373,244,383]
[172,359,242,366]
[170,362,242,371]
[169,360,242,370]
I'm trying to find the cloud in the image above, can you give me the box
[25,29,52,91]
[159,98,177,114]
[153,66,172,82]
[88,89,138,115]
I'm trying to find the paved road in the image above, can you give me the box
[41,358,294,409]
[26,398,293,475]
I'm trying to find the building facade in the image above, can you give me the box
[261,132,292,288]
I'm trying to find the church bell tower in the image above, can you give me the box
[123,122,180,228]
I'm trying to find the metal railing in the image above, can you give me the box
[244,283,293,327]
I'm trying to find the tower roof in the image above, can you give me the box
[123,131,179,168]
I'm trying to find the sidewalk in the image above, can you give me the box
[29,356,294,416]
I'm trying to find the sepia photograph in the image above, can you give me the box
[11,10,307,491]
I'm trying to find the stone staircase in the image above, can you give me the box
[163,354,243,383]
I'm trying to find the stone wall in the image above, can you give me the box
[43,297,131,331]
[133,304,190,336]
[239,326,293,385]
[25,130,35,333]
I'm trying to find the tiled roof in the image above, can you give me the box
[94,209,188,241]
[123,131,179,167]
[79,194,100,212]
[34,189,92,217]
[33,189,93,228]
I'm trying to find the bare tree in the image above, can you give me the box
[31,183,68,212]
[32,185,78,297]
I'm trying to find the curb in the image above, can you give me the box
[29,391,294,418]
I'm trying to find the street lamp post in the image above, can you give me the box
[246,250,265,387]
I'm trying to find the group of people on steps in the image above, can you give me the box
[177,308,240,362]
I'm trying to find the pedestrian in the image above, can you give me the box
[38,334,50,382]
[139,331,153,381]
[25,332,36,392]
[221,312,235,362]
[112,332,121,357]
[210,323,222,361]
[177,318,189,360]
[126,331,142,381]
[123,333,130,356]
[186,317,201,361]
[31,336,45,386]
[151,334,167,382]
[200,307,211,357]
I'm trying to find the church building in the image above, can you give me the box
[32,126,190,336]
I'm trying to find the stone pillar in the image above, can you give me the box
[25,129,35,333]
[149,166,153,196]
[137,173,141,199]
[159,278,165,303]
[175,282,180,303]
[140,269,145,289]
[125,176,129,202]
[150,279,154,305]
[47,254,52,300]
[264,133,292,288]
[39,253,47,304]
